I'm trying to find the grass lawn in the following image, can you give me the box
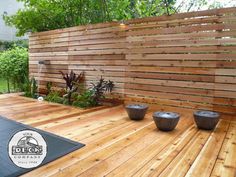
[0,78,11,93]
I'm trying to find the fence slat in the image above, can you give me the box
[29,7,236,114]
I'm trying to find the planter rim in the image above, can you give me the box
[125,104,148,110]
[153,111,180,119]
[194,110,220,118]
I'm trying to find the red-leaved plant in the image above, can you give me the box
[60,70,84,104]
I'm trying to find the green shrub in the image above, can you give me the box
[72,90,97,108]
[46,82,53,95]
[71,77,114,108]
[0,46,28,92]
[22,77,38,98]
[0,40,28,51]
[44,75,114,109]
[45,91,64,104]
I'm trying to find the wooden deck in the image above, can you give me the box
[0,94,235,177]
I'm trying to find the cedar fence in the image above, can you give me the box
[29,7,236,115]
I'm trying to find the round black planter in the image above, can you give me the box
[125,104,148,120]
[153,112,180,131]
[194,110,220,130]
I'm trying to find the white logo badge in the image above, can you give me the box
[8,130,47,168]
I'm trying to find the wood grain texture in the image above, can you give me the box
[29,7,236,114]
[0,95,235,177]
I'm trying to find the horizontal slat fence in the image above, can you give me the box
[29,7,236,115]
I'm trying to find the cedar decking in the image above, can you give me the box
[0,94,235,177]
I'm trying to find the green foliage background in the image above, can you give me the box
[0,47,28,92]
[3,0,176,36]
[3,0,234,36]
[0,40,28,51]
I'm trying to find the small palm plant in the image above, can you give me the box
[90,76,114,105]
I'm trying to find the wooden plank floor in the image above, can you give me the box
[0,94,235,177]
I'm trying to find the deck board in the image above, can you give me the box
[0,95,235,177]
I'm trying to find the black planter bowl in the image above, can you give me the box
[125,104,149,120]
[194,110,220,130]
[153,112,180,131]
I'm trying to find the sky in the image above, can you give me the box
[175,0,236,12]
